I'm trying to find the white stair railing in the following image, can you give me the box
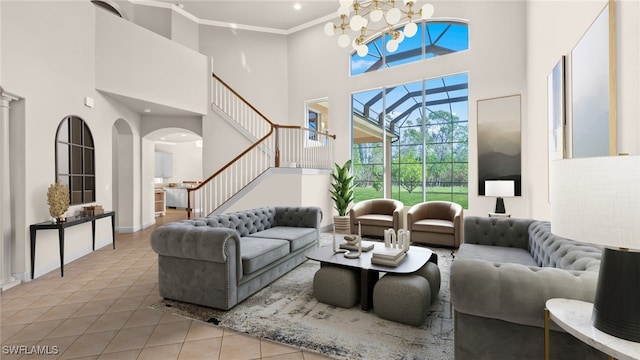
[188,74,336,218]
[212,74,272,141]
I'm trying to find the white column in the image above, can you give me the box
[1,90,20,290]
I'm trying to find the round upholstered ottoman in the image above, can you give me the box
[313,266,361,308]
[373,274,431,326]
[412,261,441,304]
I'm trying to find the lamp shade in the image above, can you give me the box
[484,180,515,198]
[550,155,640,342]
[550,155,640,249]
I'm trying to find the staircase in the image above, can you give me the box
[186,74,336,218]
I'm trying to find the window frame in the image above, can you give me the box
[55,116,96,206]
[350,20,469,76]
[351,73,469,207]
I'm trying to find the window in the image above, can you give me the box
[352,73,469,207]
[351,21,469,76]
[56,116,96,205]
[308,110,320,141]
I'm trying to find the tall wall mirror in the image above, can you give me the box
[305,98,329,140]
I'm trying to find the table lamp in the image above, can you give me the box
[484,180,515,213]
[550,155,640,342]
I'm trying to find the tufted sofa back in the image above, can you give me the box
[181,207,277,237]
[177,206,322,237]
[528,221,601,272]
[463,217,602,272]
[463,216,534,249]
[273,206,322,228]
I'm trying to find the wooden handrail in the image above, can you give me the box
[187,74,338,218]
[212,72,275,127]
[186,128,273,218]
[275,124,337,139]
[190,127,274,194]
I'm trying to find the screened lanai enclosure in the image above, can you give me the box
[352,74,469,208]
[350,20,469,208]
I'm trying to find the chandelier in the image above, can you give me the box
[324,0,435,57]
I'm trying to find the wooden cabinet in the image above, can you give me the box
[154,189,166,216]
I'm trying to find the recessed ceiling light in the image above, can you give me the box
[293,3,302,11]
[160,137,166,140]
[180,134,187,137]
[144,108,151,113]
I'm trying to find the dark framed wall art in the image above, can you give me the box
[477,94,522,196]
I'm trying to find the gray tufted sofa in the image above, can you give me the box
[150,206,322,310]
[450,216,607,360]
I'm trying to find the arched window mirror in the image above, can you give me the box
[55,116,96,205]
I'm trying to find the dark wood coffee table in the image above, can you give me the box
[306,239,437,311]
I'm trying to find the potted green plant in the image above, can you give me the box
[330,159,355,233]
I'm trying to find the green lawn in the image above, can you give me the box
[354,186,468,208]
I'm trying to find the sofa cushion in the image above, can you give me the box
[412,219,454,234]
[240,237,290,274]
[246,227,317,252]
[457,244,538,267]
[354,214,393,227]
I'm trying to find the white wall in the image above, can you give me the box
[224,169,333,229]
[141,137,156,229]
[141,115,202,137]
[198,25,290,176]
[199,25,289,123]
[526,0,640,220]
[613,0,640,154]
[95,9,208,115]
[1,1,144,279]
[154,141,203,183]
[131,3,171,39]
[288,0,528,218]
[171,10,199,51]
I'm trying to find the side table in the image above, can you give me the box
[30,211,116,279]
[544,298,640,360]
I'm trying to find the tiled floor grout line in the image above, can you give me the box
[1,209,334,360]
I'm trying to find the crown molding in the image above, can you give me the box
[128,0,327,35]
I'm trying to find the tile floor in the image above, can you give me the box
[0,210,334,360]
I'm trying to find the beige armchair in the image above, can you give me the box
[349,199,404,237]
[407,201,463,248]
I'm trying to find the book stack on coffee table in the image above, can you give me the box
[340,240,375,252]
[371,247,407,267]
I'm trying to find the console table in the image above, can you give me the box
[544,298,640,360]
[30,211,115,279]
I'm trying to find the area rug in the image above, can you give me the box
[150,234,455,360]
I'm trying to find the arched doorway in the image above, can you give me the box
[112,119,136,232]
[144,128,203,217]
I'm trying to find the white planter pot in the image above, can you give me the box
[333,215,351,234]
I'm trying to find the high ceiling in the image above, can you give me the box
[151,0,338,32]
